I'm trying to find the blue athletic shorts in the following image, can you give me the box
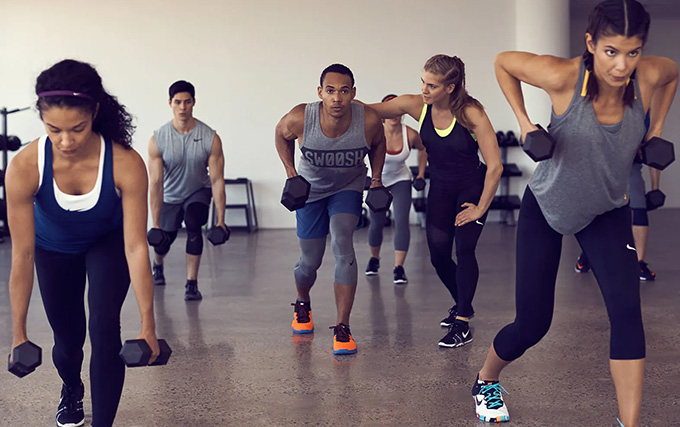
[296,190,362,239]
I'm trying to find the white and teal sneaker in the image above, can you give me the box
[471,375,509,423]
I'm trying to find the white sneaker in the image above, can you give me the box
[471,375,509,423]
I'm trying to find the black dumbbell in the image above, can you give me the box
[207,225,230,245]
[8,341,42,378]
[640,137,675,170]
[366,186,393,213]
[0,135,22,151]
[412,177,426,191]
[281,176,311,211]
[147,228,170,248]
[119,338,172,367]
[0,168,4,186]
[523,124,556,162]
[645,189,665,211]
[364,176,372,190]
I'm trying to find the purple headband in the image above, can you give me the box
[38,90,95,102]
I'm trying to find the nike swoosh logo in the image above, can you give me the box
[626,244,636,251]
[349,259,355,266]
[475,396,484,406]
[193,138,201,141]
[462,331,470,338]
[475,220,484,226]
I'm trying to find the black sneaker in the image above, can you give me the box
[574,252,591,273]
[152,263,165,286]
[639,261,656,281]
[393,266,408,284]
[56,382,85,427]
[440,305,474,327]
[184,280,202,301]
[438,319,473,348]
[365,257,380,276]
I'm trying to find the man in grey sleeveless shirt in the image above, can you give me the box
[148,80,226,301]
[275,64,386,355]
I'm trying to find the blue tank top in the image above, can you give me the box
[418,104,484,184]
[34,135,124,254]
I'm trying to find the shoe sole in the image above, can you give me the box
[292,327,314,334]
[640,277,655,281]
[57,419,85,427]
[438,338,473,348]
[440,321,453,327]
[393,279,408,284]
[365,271,378,276]
[475,413,510,423]
[333,348,357,355]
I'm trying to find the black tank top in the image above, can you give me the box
[418,104,484,184]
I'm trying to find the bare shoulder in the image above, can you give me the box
[637,56,679,87]
[362,104,383,130]
[279,103,306,136]
[462,104,489,127]
[113,144,146,177]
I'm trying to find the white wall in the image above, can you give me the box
[570,2,680,208]
[0,0,519,228]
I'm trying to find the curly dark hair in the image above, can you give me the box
[35,59,135,148]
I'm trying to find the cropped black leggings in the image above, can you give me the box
[426,178,487,318]
[493,188,644,361]
[35,229,130,427]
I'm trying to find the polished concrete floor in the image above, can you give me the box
[1,210,679,427]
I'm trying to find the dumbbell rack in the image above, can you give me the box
[489,132,522,226]
[0,106,30,243]
[210,178,258,232]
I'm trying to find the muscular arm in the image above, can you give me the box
[494,51,577,138]
[455,106,503,226]
[275,104,305,179]
[407,127,427,179]
[364,94,423,122]
[208,134,226,227]
[365,107,386,187]
[6,142,39,350]
[147,136,164,228]
[115,147,159,359]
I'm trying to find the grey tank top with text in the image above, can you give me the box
[298,101,369,203]
[154,120,215,204]
[529,61,646,234]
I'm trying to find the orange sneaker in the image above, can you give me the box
[291,301,314,334]
[330,323,357,355]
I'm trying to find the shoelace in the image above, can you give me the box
[479,382,508,410]
[292,303,311,323]
[329,324,351,342]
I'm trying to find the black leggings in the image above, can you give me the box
[426,178,487,318]
[493,188,644,361]
[35,229,130,427]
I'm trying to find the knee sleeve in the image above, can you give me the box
[186,228,204,255]
[294,237,326,288]
[153,230,178,255]
[631,208,648,226]
[330,213,358,286]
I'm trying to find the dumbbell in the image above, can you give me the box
[147,228,171,248]
[207,225,230,245]
[640,137,675,170]
[0,168,4,186]
[7,341,42,378]
[523,124,556,162]
[119,338,172,367]
[0,135,22,151]
[281,175,311,211]
[645,189,665,211]
[412,177,426,191]
[366,186,393,213]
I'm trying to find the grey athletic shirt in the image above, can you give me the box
[154,119,215,204]
[529,60,646,234]
[298,101,369,203]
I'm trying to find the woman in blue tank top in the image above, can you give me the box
[367,55,503,349]
[5,59,161,427]
[472,1,678,426]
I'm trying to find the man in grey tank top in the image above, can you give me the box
[148,80,227,301]
[275,64,387,355]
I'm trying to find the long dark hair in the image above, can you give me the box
[35,59,135,148]
[582,0,650,106]
[423,54,483,130]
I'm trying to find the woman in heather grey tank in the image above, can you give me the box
[473,1,678,426]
